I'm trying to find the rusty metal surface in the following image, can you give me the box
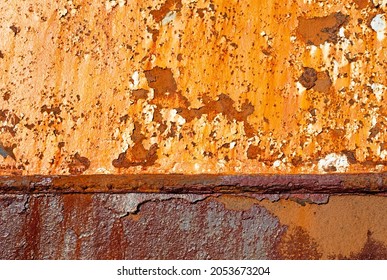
[2,0,387,261]
[1,0,387,176]
[1,193,387,260]
[0,173,387,194]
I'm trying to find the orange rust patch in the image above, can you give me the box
[316,128,347,156]
[260,196,387,259]
[150,0,182,23]
[178,94,254,123]
[1,0,387,175]
[145,67,178,96]
[215,195,259,211]
[68,153,90,175]
[131,89,149,101]
[145,66,189,108]
[297,12,349,45]
[313,71,332,93]
[112,122,159,168]
[112,144,159,168]
[354,0,372,9]
[246,145,264,160]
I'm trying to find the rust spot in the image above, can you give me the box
[9,25,21,36]
[342,150,357,164]
[0,126,18,136]
[131,89,148,101]
[147,27,160,42]
[25,123,35,130]
[274,226,322,260]
[0,50,4,59]
[297,12,349,45]
[3,90,10,101]
[166,122,178,138]
[68,153,91,175]
[354,0,372,9]
[0,165,21,175]
[112,122,158,168]
[0,110,20,126]
[178,94,254,128]
[313,71,332,92]
[261,47,272,56]
[299,67,317,89]
[40,105,61,116]
[150,0,182,22]
[131,121,145,143]
[144,66,189,108]
[119,114,129,123]
[145,67,176,93]
[247,145,264,160]
[113,144,159,168]
[368,124,381,140]
[196,8,207,18]
[291,155,303,167]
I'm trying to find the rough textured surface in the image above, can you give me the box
[1,194,387,260]
[1,0,387,262]
[1,173,387,194]
[1,0,387,175]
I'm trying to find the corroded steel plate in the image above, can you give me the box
[1,0,386,176]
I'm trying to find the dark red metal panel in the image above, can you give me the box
[1,194,387,259]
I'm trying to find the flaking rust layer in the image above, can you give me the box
[1,0,387,175]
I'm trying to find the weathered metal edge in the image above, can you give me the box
[0,173,386,194]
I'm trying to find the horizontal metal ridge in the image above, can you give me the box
[0,173,386,194]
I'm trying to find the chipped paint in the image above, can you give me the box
[1,0,387,261]
[318,153,349,172]
[0,0,386,175]
[371,14,386,40]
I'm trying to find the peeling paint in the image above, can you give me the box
[1,0,387,262]
[0,0,386,175]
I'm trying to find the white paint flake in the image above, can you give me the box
[318,153,349,172]
[371,14,386,41]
